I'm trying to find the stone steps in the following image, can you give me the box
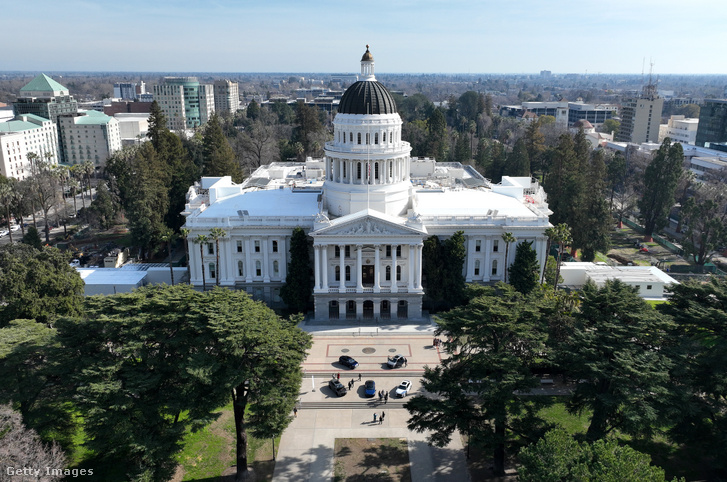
[300,400,407,410]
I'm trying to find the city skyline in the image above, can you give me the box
[3,0,726,75]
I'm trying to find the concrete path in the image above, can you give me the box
[273,324,470,482]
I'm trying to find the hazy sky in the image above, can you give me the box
[3,0,726,74]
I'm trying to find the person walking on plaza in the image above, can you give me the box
[380,411,385,424]
[373,413,378,423]
[358,373,362,381]
[378,391,383,402]
[384,392,388,403]
[337,372,340,380]
[293,407,298,418]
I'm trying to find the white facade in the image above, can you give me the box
[182,49,553,321]
[0,114,59,180]
[59,110,122,168]
[659,115,698,145]
[213,80,240,114]
[559,262,678,300]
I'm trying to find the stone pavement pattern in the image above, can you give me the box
[273,324,470,482]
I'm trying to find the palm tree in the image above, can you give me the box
[181,228,191,283]
[501,232,516,283]
[208,227,227,286]
[160,228,176,286]
[551,223,572,290]
[194,234,208,291]
[70,164,86,212]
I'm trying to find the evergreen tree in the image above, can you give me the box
[638,139,684,240]
[280,227,312,314]
[505,138,530,177]
[508,240,539,294]
[292,101,323,157]
[560,280,673,441]
[147,100,167,149]
[572,149,611,261]
[422,232,466,312]
[202,114,243,183]
[426,108,447,161]
[88,182,116,230]
[452,132,470,163]
[22,226,42,250]
[543,134,585,230]
[524,120,545,178]
[487,141,507,184]
[246,99,261,122]
[158,130,198,231]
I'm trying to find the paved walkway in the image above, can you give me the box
[273,324,470,482]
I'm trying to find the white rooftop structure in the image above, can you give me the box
[559,262,678,299]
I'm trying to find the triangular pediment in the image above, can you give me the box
[312,209,426,237]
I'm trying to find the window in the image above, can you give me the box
[366,133,370,144]
[646,284,653,290]
[396,246,401,257]
[386,245,391,257]
[342,132,345,143]
[207,243,214,255]
[474,260,480,276]
[273,261,279,276]
[209,263,216,279]
[383,132,386,143]
[350,132,353,142]
[254,240,260,253]
[255,261,262,276]
[389,162,393,177]
[475,240,481,252]
[335,266,341,281]
[335,246,341,257]
[236,240,243,253]
[237,260,244,276]
[493,240,499,252]
[357,162,361,179]
[343,162,347,178]
[357,133,361,144]
[375,162,379,179]
[386,265,391,281]
[374,133,378,144]
[272,240,278,253]
[491,259,498,276]
[396,265,401,281]
[345,266,351,281]
[345,246,350,258]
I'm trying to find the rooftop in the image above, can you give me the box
[20,74,69,94]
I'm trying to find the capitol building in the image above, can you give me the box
[182,47,552,321]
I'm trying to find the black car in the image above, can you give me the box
[328,379,347,397]
[339,355,359,369]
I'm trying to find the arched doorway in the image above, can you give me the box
[363,300,374,319]
[346,300,356,320]
[397,300,408,319]
[380,300,391,320]
[329,300,339,320]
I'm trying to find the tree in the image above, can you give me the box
[160,228,176,286]
[543,134,583,228]
[508,240,539,294]
[572,149,611,261]
[548,223,572,290]
[518,428,680,482]
[246,99,261,122]
[501,232,516,284]
[22,226,42,250]
[194,234,209,290]
[292,101,323,157]
[679,183,727,265]
[181,228,191,283]
[202,114,243,182]
[0,244,84,327]
[147,100,167,148]
[601,118,621,137]
[0,404,67,481]
[422,232,467,312]
[208,227,227,286]
[524,120,546,178]
[426,108,447,160]
[606,152,627,215]
[88,182,116,230]
[658,279,727,471]
[559,280,673,441]
[280,227,311,314]
[638,139,684,241]
[505,138,530,177]
[27,152,60,244]
[405,284,548,476]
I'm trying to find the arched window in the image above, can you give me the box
[474,260,480,276]
[357,162,362,179]
[383,131,386,143]
[357,133,361,144]
[345,265,351,281]
[237,260,244,277]
[389,162,393,178]
[335,246,341,257]
[335,266,340,281]
[386,265,391,281]
[342,132,345,143]
[209,263,216,279]
[374,162,379,180]
[366,133,370,144]
[343,162,346,178]
[256,260,262,277]
[272,240,278,253]
[396,246,401,257]
[396,265,401,281]
[491,259,498,276]
[374,133,379,144]
[273,260,279,276]
[350,132,353,142]
[390,131,393,143]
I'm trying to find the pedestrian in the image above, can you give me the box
[378,391,383,402]
[373,413,378,423]
[404,358,408,367]
[358,373,362,381]
[433,337,437,347]
[293,407,298,418]
[352,378,355,386]
[384,392,388,403]
[337,372,340,380]
[380,411,385,424]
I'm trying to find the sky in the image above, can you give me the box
[3,0,727,74]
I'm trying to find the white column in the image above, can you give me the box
[356,245,363,292]
[322,244,328,290]
[391,244,398,291]
[313,245,321,291]
[408,244,415,289]
[244,238,252,283]
[339,244,345,291]
[374,245,381,293]
[262,237,270,282]
[417,243,423,289]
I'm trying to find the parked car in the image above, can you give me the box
[386,354,407,368]
[328,379,347,397]
[339,355,359,369]
[364,380,376,397]
[69,259,81,268]
[395,380,412,397]
[10,225,20,232]
[0,230,8,238]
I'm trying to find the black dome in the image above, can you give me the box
[338,80,398,115]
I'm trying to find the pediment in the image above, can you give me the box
[313,210,426,238]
